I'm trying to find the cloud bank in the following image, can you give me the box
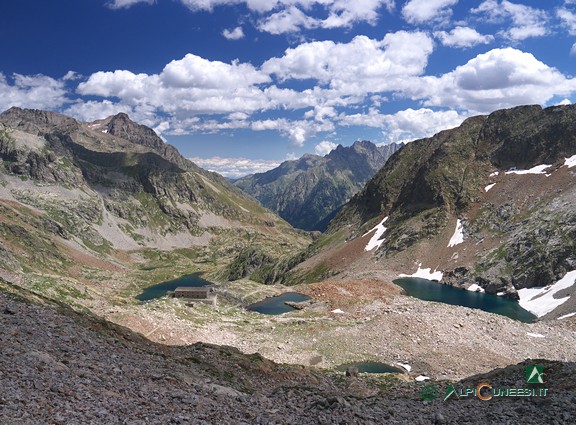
[189,156,282,178]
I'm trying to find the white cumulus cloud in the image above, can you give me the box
[111,0,394,34]
[314,140,338,155]
[106,0,155,9]
[411,48,576,113]
[402,0,458,25]
[77,70,152,99]
[77,54,272,117]
[222,26,245,40]
[339,107,467,144]
[251,118,334,147]
[321,0,394,29]
[381,108,467,143]
[171,117,250,133]
[63,71,82,81]
[435,26,494,48]
[472,0,549,41]
[258,6,317,34]
[262,31,434,97]
[0,73,68,112]
[558,7,576,36]
[161,54,270,89]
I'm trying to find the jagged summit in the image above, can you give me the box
[85,112,198,170]
[101,112,166,151]
[235,140,402,231]
[350,139,375,150]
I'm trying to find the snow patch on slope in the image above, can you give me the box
[485,183,496,192]
[396,363,412,372]
[447,219,464,248]
[399,264,443,281]
[565,154,576,168]
[363,217,389,251]
[518,270,576,317]
[557,312,576,320]
[467,284,485,293]
[505,164,552,176]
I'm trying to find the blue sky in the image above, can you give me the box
[2,0,576,177]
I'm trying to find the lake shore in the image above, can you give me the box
[97,277,576,381]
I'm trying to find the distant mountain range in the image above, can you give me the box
[234,140,402,231]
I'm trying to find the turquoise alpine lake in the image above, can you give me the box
[336,361,403,374]
[393,277,536,323]
[247,292,311,315]
[136,273,211,302]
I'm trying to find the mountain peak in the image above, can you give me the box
[106,112,136,128]
[102,112,166,152]
[351,140,372,148]
[106,112,143,130]
[0,107,78,131]
[235,140,401,231]
[111,112,131,120]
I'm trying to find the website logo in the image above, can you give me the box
[441,366,548,402]
[444,384,458,401]
[420,366,548,403]
[526,366,545,384]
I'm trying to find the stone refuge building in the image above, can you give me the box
[170,286,217,306]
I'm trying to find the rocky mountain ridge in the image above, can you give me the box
[288,105,576,319]
[234,140,401,231]
[0,107,309,304]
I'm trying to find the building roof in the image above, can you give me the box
[174,286,210,292]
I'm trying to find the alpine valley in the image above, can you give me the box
[234,140,402,231]
[2,105,576,424]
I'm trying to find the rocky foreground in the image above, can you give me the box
[1,287,575,425]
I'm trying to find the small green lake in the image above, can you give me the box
[246,292,311,315]
[336,361,403,374]
[136,273,211,302]
[393,277,536,323]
